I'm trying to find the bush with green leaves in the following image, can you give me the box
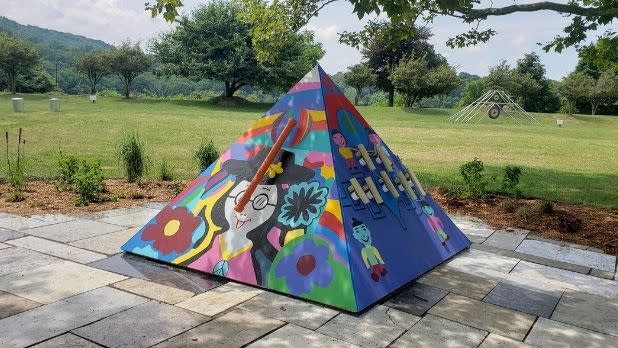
[459,157,486,198]
[56,151,79,191]
[73,159,105,206]
[158,159,174,181]
[194,140,219,172]
[119,132,146,182]
[4,129,26,202]
[534,200,554,214]
[502,165,523,198]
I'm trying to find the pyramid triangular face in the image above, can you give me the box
[122,65,471,312]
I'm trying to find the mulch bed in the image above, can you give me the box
[1,179,617,255]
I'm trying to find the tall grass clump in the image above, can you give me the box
[119,132,146,182]
[4,129,26,202]
[56,151,79,191]
[502,165,524,198]
[73,159,105,206]
[459,157,486,198]
[158,159,174,181]
[194,140,219,172]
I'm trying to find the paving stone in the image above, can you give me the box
[112,278,195,304]
[88,253,224,293]
[483,282,561,318]
[22,219,126,242]
[0,287,147,348]
[418,266,498,300]
[248,323,358,348]
[85,206,155,220]
[510,261,618,298]
[589,268,615,280]
[69,228,138,255]
[142,202,167,210]
[0,291,40,319]
[98,209,160,227]
[0,228,25,242]
[551,291,618,337]
[0,215,52,231]
[154,309,284,348]
[0,260,126,303]
[526,234,591,251]
[30,333,102,348]
[467,235,486,243]
[587,246,605,253]
[479,334,535,348]
[383,282,449,316]
[472,243,591,274]
[445,249,520,273]
[316,305,420,348]
[0,242,9,249]
[391,314,487,348]
[525,317,618,348]
[0,247,61,276]
[238,291,338,330]
[453,220,495,238]
[73,300,209,347]
[516,239,616,272]
[6,236,106,264]
[428,293,536,341]
[483,229,528,250]
[30,214,77,224]
[176,282,262,316]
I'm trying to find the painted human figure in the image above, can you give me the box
[418,201,449,246]
[367,129,389,159]
[351,218,387,282]
[331,129,356,170]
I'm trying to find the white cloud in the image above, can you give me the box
[305,24,339,41]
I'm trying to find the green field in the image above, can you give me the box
[1,93,617,208]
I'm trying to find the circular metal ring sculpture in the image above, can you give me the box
[488,105,501,119]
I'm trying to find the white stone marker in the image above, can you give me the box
[49,98,60,112]
[89,94,97,103]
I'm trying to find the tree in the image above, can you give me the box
[151,1,323,98]
[74,51,111,94]
[146,0,617,60]
[360,23,441,107]
[588,71,618,115]
[576,37,618,78]
[0,32,39,94]
[108,42,151,98]
[514,52,561,112]
[558,71,594,115]
[390,58,459,107]
[458,79,485,106]
[343,64,376,105]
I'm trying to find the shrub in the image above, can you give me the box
[158,159,174,181]
[56,151,79,191]
[500,200,518,213]
[129,191,145,199]
[119,132,146,182]
[194,140,219,172]
[557,212,582,233]
[502,165,523,198]
[73,159,105,206]
[515,206,531,219]
[534,200,554,214]
[4,129,26,202]
[459,158,486,198]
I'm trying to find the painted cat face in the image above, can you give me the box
[352,222,372,245]
[225,180,278,235]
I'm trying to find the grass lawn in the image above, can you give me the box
[1,93,617,208]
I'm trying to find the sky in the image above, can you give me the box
[2,0,613,80]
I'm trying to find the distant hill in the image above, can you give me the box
[0,16,113,64]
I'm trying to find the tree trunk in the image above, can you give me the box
[123,78,131,98]
[223,80,244,98]
[354,89,360,106]
[91,84,96,95]
[591,101,598,116]
[388,88,395,107]
[9,71,17,94]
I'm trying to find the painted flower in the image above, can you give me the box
[278,182,328,228]
[274,237,333,295]
[141,206,201,255]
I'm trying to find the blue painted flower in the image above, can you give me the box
[274,237,333,295]
[278,182,328,228]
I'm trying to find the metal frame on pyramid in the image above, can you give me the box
[122,65,471,313]
[448,89,541,125]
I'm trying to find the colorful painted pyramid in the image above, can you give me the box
[122,65,471,312]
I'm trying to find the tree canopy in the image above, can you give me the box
[343,63,376,105]
[74,51,111,94]
[0,32,39,94]
[151,0,323,98]
[390,57,459,107]
[146,0,617,61]
[558,71,593,115]
[108,42,151,98]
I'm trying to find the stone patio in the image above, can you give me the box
[0,204,616,348]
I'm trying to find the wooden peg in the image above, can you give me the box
[396,171,418,200]
[379,171,399,198]
[365,177,383,204]
[349,177,370,204]
[374,145,393,171]
[406,168,426,197]
[356,144,376,170]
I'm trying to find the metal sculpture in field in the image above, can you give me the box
[448,90,541,125]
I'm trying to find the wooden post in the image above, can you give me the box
[379,171,399,198]
[349,178,370,204]
[396,171,418,200]
[234,118,296,212]
[365,177,383,204]
[356,144,376,170]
